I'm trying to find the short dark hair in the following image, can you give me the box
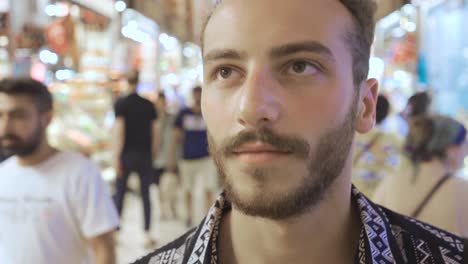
[201,0,377,86]
[192,86,202,93]
[0,78,53,112]
[376,94,390,125]
[405,115,465,163]
[408,92,431,117]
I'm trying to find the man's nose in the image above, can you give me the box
[236,66,281,129]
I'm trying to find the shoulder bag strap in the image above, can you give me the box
[411,173,452,218]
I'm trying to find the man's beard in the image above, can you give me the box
[208,97,358,220]
[0,125,43,157]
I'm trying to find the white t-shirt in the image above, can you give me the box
[0,151,119,264]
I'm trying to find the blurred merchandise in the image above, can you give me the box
[48,80,114,170]
[419,1,468,117]
[372,4,420,114]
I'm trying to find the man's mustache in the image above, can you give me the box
[220,128,310,160]
[0,134,21,142]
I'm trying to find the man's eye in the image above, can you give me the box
[217,67,233,79]
[214,67,242,81]
[287,61,318,76]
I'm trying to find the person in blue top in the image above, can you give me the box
[167,86,218,227]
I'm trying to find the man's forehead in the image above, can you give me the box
[0,94,34,110]
[207,0,351,28]
[204,0,353,52]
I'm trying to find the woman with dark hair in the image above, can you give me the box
[374,115,468,236]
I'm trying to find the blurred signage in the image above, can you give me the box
[71,0,116,18]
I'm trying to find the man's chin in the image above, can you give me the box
[225,182,317,220]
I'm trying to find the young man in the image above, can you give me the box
[0,78,119,264]
[167,86,217,227]
[113,71,159,247]
[134,0,467,263]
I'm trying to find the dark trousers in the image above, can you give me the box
[114,154,153,231]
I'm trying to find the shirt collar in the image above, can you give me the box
[188,187,397,264]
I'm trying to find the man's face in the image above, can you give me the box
[202,0,373,219]
[0,94,46,157]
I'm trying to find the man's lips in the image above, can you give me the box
[231,143,291,164]
[232,142,290,155]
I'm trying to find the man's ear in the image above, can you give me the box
[355,78,379,134]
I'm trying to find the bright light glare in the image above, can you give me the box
[368,57,385,80]
[45,4,57,16]
[115,1,127,12]
[0,36,8,47]
[183,46,195,58]
[121,21,151,43]
[39,50,59,65]
[166,73,179,85]
[159,33,178,51]
[55,69,74,81]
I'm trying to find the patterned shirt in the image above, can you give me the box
[133,187,467,264]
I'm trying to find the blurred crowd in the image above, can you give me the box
[0,76,467,263]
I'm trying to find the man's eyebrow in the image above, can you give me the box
[270,41,336,62]
[203,49,246,64]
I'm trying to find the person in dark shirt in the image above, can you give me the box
[133,0,467,263]
[167,86,218,227]
[113,72,159,248]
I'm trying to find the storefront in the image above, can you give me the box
[45,0,118,173]
[372,4,420,113]
[418,0,468,118]
[158,32,185,112]
[0,0,9,78]
[118,8,160,98]
[416,0,468,178]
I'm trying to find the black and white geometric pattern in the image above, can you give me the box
[135,187,466,264]
[149,243,186,264]
[187,196,225,264]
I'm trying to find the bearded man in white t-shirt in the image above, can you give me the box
[0,78,119,264]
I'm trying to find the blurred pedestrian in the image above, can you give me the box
[0,78,118,264]
[134,0,465,263]
[112,71,159,248]
[353,94,403,196]
[167,86,217,227]
[374,115,468,236]
[154,92,179,220]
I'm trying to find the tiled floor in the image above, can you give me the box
[116,180,210,264]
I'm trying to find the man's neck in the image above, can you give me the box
[219,179,361,264]
[17,142,57,167]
